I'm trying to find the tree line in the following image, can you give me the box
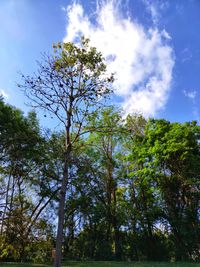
[0,38,199,264]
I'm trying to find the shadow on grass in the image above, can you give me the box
[62,261,200,267]
[1,261,200,267]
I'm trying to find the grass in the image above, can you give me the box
[1,262,200,267]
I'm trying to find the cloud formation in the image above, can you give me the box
[183,89,196,100]
[63,0,174,117]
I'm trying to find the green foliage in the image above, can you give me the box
[1,103,199,262]
[0,99,55,263]
[126,119,200,261]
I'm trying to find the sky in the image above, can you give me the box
[1,0,200,127]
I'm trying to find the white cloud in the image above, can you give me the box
[61,6,67,12]
[183,90,197,100]
[143,0,170,26]
[181,48,192,63]
[143,0,159,25]
[161,29,171,40]
[63,0,174,117]
[0,89,9,99]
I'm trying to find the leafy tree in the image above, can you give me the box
[127,118,200,260]
[19,37,114,267]
[145,119,200,260]
[0,99,41,237]
[86,107,125,259]
[0,99,58,262]
[59,107,126,260]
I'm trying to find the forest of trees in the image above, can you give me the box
[0,39,199,264]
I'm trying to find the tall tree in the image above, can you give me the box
[146,119,200,260]
[86,107,124,259]
[127,118,200,260]
[19,37,113,267]
[0,99,41,236]
[0,99,50,261]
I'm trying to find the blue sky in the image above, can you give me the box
[1,0,200,127]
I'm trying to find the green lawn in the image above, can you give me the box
[1,262,200,267]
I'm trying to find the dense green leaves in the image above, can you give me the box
[0,100,56,262]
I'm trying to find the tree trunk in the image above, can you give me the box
[54,93,73,267]
[54,152,70,267]
[112,190,121,260]
[0,170,12,235]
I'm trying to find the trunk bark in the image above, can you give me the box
[54,88,73,267]
[112,190,121,260]
[0,170,12,235]
[54,150,70,267]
